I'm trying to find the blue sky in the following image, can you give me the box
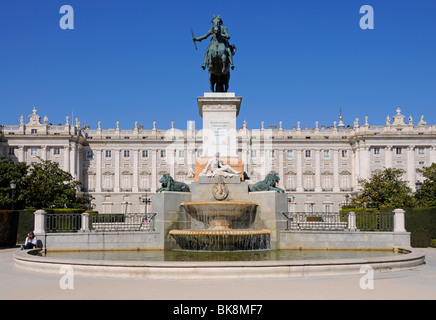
[0,0,435,130]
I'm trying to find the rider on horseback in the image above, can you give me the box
[193,15,235,73]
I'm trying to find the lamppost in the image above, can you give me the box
[416,180,423,208]
[10,180,16,210]
[122,201,129,214]
[345,194,350,206]
[139,194,152,221]
[287,195,295,212]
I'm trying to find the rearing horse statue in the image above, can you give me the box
[193,15,236,92]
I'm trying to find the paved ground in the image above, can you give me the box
[1,247,435,300]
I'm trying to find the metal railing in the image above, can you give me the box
[282,211,395,232]
[90,213,157,232]
[354,211,394,231]
[282,212,347,231]
[44,212,157,233]
[45,213,82,233]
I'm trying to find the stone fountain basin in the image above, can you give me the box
[181,201,259,230]
[169,229,271,251]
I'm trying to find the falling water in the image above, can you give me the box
[169,201,271,251]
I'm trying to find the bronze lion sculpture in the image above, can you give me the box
[250,173,284,193]
[156,174,190,193]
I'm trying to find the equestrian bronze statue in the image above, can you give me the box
[192,15,236,92]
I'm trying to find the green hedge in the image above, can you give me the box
[0,210,19,247]
[405,207,436,248]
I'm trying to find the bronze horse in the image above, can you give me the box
[193,15,236,92]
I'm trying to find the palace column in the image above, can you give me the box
[353,146,360,187]
[431,146,436,165]
[385,145,393,168]
[76,145,82,183]
[151,149,157,191]
[69,143,77,178]
[41,146,47,161]
[359,146,370,180]
[17,146,24,163]
[296,149,303,192]
[278,149,285,189]
[133,149,139,192]
[407,146,415,189]
[95,149,102,192]
[315,149,321,192]
[333,149,340,192]
[170,148,176,178]
[64,145,70,173]
[114,149,120,192]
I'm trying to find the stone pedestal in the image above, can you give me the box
[151,191,192,249]
[197,92,242,158]
[247,191,288,249]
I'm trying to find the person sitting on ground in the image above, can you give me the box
[21,232,37,250]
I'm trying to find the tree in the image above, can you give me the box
[21,159,89,209]
[351,168,417,210]
[0,157,28,210]
[417,163,436,207]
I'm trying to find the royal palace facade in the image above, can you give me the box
[1,105,435,214]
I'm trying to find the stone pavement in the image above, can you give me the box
[1,247,435,300]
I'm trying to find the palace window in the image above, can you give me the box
[287,150,293,159]
[121,174,131,190]
[53,148,60,155]
[87,175,95,191]
[31,148,37,156]
[323,150,330,159]
[103,174,113,189]
[105,150,112,158]
[341,150,348,158]
[160,150,166,158]
[396,147,402,155]
[123,150,130,158]
[142,150,148,158]
[304,175,313,190]
[140,174,150,190]
[373,147,380,155]
[305,150,311,158]
[322,175,332,190]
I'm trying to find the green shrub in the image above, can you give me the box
[0,210,19,247]
[405,207,436,247]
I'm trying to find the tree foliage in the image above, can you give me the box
[351,168,417,210]
[0,157,28,210]
[417,163,436,207]
[0,157,89,210]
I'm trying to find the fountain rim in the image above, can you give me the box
[181,201,259,206]
[169,229,271,235]
[14,247,425,280]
